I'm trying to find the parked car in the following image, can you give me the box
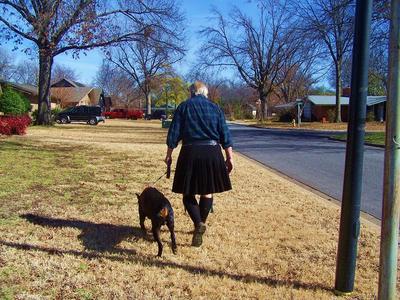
[126,109,144,120]
[103,108,143,120]
[56,106,105,125]
[145,109,167,120]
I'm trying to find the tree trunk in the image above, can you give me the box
[259,90,268,121]
[335,60,343,123]
[37,49,53,125]
[145,92,151,116]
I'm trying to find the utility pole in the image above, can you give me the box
[378,1,400,299]
[334,0,372,295]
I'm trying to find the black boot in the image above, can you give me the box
[199,196,213,223]
[182,195,201,226]
[182,195,206,247]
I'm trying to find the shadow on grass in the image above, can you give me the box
[21,213,144,255]
[7,214,332,293]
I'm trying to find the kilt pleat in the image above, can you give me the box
[172,145,232,195]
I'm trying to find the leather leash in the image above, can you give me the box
[150,161,171,186]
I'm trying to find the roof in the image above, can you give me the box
[306,95,350,105]
[274,102,297,109]
[306,95,386,106]
[51,78,87,88]
[366,96,386,106]
[274,99,303,109]
[51,87,92,103]
[0,79,38,96]
[89,88,103,104]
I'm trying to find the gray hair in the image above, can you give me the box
[189,81,208,97]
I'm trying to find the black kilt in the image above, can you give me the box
[172,144,232,195]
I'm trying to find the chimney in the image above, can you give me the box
[342,87,351,97]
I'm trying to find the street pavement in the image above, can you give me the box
[229,124,385,220]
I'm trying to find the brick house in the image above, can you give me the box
[50,78,104,108]
[274,95,386,122]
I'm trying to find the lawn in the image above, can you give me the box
[332,132,385,146]
[0,120,393,299]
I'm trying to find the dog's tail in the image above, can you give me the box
[159,207,169,218]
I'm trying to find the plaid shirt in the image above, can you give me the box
[166,95,233,149]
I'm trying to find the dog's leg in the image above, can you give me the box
[151,220,163,257]
[167,218,177,254]
[139,208,146,235]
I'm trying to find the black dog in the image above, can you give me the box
[136,187,177,257]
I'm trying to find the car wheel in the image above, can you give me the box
[60,117,68,124]
[89,118,98,125]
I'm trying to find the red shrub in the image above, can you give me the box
[0,115,32,135]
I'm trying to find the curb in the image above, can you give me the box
[328,137,385,149]
[231,122,385,149]
[229,122,347,136]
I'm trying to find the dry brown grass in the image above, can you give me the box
[0,119,395,299]
[234,120,386,132]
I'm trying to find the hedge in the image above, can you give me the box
[0,115,32,135]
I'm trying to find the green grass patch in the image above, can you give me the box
[0,138,149,220]
[0,286,14,300]
[331,132,385,146]
[0,141,86,198]
[76,288,93,300]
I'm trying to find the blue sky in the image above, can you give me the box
[1,1,258,85]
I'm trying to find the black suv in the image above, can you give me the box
[145,109,167,120]
[56,106,105,125]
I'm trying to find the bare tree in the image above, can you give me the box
[51,64,79,84]
[12,60,40,85]
[0,48,14,81]
[0,48,39,85]
[107,23,185,116]
[368,1,390,95]
[327,2,390,96]
[94,59,141,109]
[0,0,184,124]
[294,0,355,122]
[199,0,311,120]
[276,64,315,104]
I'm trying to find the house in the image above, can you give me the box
[0,79,58,110]
[50,78,104,108]
[302,95,350,121]
[274,95,387,122]
[243,103,257,118]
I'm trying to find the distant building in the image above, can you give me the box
[50,78,104,108]
[274,95,386,122]
[0,79,58,111]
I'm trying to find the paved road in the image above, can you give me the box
[230,124,385,220]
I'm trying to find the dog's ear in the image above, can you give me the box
[159,207,169,218]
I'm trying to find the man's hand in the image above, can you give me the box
[164,155,172,165]
[225,158,234,174]
[165,147,173,165]
[224,147,234,174]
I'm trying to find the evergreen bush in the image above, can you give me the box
[0,86,31,115]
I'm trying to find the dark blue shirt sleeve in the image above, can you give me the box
[166,104,183,148]
[218,108,233,149]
